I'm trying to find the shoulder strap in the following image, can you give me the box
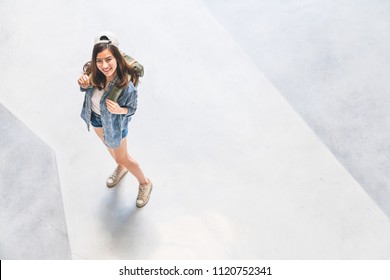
[107,86,122,102]
[107,74,132,102]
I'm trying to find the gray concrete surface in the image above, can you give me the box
[1,0,390,259]
[0,104,71,259]
[204,0,390,218]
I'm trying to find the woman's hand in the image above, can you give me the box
[106,99,128,115]
[78,74,91,88]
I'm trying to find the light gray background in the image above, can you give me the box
[1,0,390,259]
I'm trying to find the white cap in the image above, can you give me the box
[94,31,119,47]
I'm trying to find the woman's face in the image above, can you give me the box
[96,49,117,81]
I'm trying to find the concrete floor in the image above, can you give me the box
[1,0,390,259]
[204,0,390,220]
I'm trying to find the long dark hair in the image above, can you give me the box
[83,43,138,90]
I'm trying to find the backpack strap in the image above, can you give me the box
[107,74,132,102]
[107,54,143,102]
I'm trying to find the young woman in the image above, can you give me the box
[77,31,152,208]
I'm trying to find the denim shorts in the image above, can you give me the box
[90,111,128,139]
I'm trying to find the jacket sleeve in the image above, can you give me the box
[119,84,138,117]
[80,86,93,92]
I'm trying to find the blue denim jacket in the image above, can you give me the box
[80,79,138,149]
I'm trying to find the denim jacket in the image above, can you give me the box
[80,79,138,149]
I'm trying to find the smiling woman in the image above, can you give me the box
[96,50,117,81]
[77,31,153,208]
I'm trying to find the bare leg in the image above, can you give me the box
[112,137,148,185]
[93,127,148,185]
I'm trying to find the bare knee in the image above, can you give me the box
[115,154,140,168]
[115,155,128,167]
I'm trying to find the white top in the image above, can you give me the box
[91,88,104,115]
